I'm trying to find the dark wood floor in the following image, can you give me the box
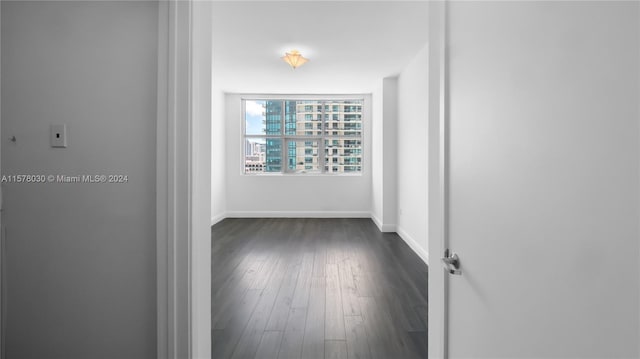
[212,218,428,359]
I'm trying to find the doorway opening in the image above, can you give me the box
[207,1,431,358]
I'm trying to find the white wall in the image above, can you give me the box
[371,78,399,232]
[371,83,384,226]
[1,2,157,358]
[224,93,372,217]
[211,89,226,225]
[396,44,429,262]
[382,78,399,230]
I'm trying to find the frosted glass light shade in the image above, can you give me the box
[281,50,309,69]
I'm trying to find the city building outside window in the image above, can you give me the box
[243,98,364,174]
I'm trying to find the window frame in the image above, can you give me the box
[241,96,365,176]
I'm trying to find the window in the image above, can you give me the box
[243,98,364,174]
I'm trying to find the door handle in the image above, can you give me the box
[441,250,461,275]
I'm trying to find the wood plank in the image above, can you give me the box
[213,256,264,330]
[255,331,284,359]
[325,264,345,340]
[414,303,428,332]
[265,261,302,331]
[212,289,262,359]
[291,252,314,308]
[361,295,421,359]
[212,253,272,329]
[344,315,371,359]
[407,331,428,359]
[312,247,326,278]
[231,259,287,359]
[338,261,360,317]
[278,307,307,359]
[301,276,326,359]
[324,340,348,359]
[381,283,427,332]
[357,296,394,359]
[353,273,383,298]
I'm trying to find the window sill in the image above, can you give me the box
[241,172,363,177]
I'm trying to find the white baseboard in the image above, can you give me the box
[370,213,396,232]
[224,211,371,218]
[371,213,383,230]
[211,213,225,226]
[396,226,429,265]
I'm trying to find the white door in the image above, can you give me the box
[443,1,639,358]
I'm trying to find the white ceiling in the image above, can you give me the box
[212,1,429,94]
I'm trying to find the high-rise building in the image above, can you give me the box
[265,100,282,172]
[257,99,363,174]
[292,100,362,173]
[245,139,253,156]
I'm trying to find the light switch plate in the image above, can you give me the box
[50,124,67,148]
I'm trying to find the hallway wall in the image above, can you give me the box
[1,2,157,357]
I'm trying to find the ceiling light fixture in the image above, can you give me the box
[281,49,309,69]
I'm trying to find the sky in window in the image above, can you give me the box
[245,100,265,135]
